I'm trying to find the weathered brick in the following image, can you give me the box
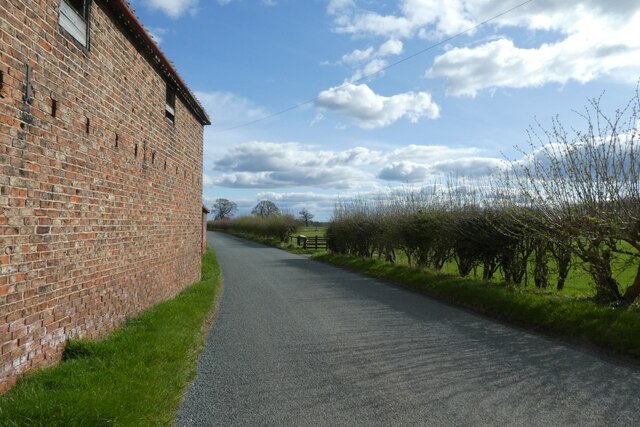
[1,0,208,393]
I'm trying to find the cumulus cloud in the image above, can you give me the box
[143,0,198,18]
[316,83,440,129]
[328,0,640,95]
[428,33,640,96]
[378,162,430,182]
[328,0,473,39]
[210,141,503,188]
[340,39,404,82]
[378,147,506,182]
[213,142,379,188]
[342,47,375,64]
[378,39,404,56]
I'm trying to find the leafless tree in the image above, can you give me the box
[508,89,640,304]
[212,198,237,220]
[299,208,314,227]
[252,200,280,218]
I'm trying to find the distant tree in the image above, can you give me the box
[212,198,237,220]
[252,200,280,218]
[299,208,314,227]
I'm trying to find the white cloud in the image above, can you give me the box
[212,142,379,188]
[378,146,506,182]
[340,39,403,82]
[328,0,355,15]
[428,31,640,96]
[378,162,430,182]
[316,83,440,129]
[351,59,388,82]
[328,0,640,95]
[143,0,198,18]
[378,39,404,56]
[210,141,503,189]
[342,47,374,64]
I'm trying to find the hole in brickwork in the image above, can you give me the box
[85,117,90,134]
[152,151,156,165]
[76,188,81,195]
[20,122,26,130]
[51,98,57,117]
[115,133,119,148]
[164,159,167,170]
[0,70,4,95]
[134,143,138,158]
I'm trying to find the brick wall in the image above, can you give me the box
[0,0,207,392]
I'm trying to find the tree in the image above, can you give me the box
[507,89,640,304]
[299,208,314,226]
[212,198,237,220]
[252,200,280,218]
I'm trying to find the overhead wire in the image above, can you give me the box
[213,0,536,133]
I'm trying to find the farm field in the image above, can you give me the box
[297,225,327,238]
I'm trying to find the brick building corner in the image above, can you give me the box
[1,0,210,392]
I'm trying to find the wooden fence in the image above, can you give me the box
[294,235,327,250]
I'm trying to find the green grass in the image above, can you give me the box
[314,253,640,358]
[297,225,326,238]
[0,249,222,426]
[383,246,639,299]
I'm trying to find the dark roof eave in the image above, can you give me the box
[102,0,211,126]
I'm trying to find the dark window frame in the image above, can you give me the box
[165,83,176,124]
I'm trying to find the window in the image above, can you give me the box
[59,0,90,47]
[165,84,176,124]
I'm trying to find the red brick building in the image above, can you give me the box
[0,0,210,392]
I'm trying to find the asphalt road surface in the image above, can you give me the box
[176,231,640,426]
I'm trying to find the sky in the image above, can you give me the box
[130,0,640,221]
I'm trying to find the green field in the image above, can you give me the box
[296,225,327,237]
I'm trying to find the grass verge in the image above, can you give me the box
[216,229,319,255]
[314,253,640,358]
[0,248,222,426]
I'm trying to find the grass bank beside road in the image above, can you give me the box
[0,249,222,426]
[315,253,640,359]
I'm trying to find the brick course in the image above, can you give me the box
[0,0,209,392]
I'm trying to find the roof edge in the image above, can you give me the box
[102,0,211,126]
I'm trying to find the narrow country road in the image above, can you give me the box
[176,232,640,426]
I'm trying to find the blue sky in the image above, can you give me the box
[130,0,640,221]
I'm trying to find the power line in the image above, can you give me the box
[213,0,535,133]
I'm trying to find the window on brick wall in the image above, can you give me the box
[165,83,176,124]
[59,0,90,48]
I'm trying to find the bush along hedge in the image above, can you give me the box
[327,90,640,307]
[208,214,299,243]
